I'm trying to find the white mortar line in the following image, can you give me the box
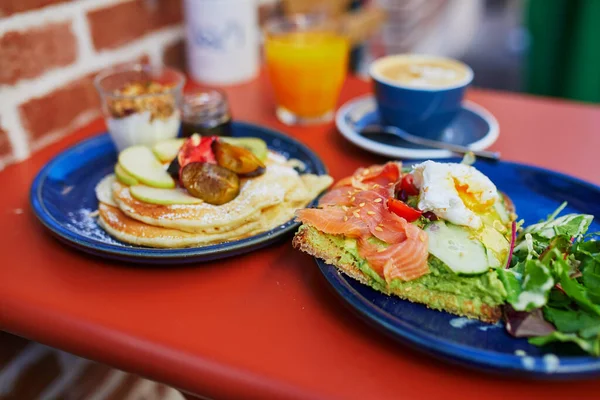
[0,25,184,101]
[0,0,184,169]
[71,7,95,62]
[29,109,101,152]
[0,24,183,163]
[147,42,166,67]
[0,0,131,35]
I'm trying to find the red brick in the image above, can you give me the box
[0,0,70,17]
[18,54,150,145]
[87,0,182,51]
[0,22,77,85]
[19,75,100,143]
[0,124,11,158]
[163,39,186,71]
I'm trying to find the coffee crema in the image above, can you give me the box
[374,56,470,89]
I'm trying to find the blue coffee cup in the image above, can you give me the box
[370,54,473,139]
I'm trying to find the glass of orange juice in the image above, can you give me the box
[264,14,350,125]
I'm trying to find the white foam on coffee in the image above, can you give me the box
[370,54,473,91]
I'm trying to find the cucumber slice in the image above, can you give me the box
[152,138,185,163]
[129,185,203,205]
[425,221,490,275]
[118,146,175,189]
[115,163,139,186]
[222,137,268,162]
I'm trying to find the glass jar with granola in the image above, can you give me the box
[94,64,185,150]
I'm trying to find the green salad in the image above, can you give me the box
[499,203,600,356]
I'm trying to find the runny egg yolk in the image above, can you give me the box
[453,179,495,214]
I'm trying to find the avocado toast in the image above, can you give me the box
[293,161,516,323]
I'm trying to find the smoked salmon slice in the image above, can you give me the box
[296,162,430,282]
[357,228,429,282]
[295,208,370,237]
[334,162,400,189]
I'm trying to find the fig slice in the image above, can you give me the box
[213,140,265,175]
[180,162,240,205]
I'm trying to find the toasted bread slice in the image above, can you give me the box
[293,225,503,323]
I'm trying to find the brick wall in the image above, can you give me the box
[0,0,186,171]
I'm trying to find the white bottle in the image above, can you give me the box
[184,0,260,85]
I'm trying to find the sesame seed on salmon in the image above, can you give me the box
[295,162,430,282]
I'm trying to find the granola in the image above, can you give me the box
[107,81,176,121]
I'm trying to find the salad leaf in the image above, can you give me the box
[546,288,573,308]
[551,254,600,317]
[543,306,600,337]
[504,305,556,337]
[529,331,600,356]
[499,243,554,312]
[522,213,593,241]
[575,240,600,304]
[497,233,555,311]
[512,232,541,262]
[547,202,568,222]
[502,204,600,356]
[582,266,600,304]
[575,237,600,260]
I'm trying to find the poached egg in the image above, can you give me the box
[410,161,499,230]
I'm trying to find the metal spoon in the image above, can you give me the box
[360,124,501,161]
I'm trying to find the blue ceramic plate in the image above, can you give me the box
[31,121,327,264]
[336,95,499,159]
[316,159,600,378]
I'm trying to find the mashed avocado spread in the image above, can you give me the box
[324,232,507,307]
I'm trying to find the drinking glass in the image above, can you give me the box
[94,64,185,150]
[264,14,350,125]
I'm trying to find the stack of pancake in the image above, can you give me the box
[95,152,332,248]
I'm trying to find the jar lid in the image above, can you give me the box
[182,89,230,123]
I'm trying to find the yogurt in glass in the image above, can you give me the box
[95,65,185,151]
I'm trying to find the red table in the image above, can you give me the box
[1,73,600,400]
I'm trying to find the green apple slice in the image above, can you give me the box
[95,174,117,207]
[152,138,185,163]
[129,185,203,205]
[115,163,139,186]
[118,146,175,189]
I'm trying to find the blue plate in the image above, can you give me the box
[316,158,600,378]
[30,121,327,264]
[336,95,499,159]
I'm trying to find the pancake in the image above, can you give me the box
[96,149,333,248]
[112,164,301,234]
[300,174,334,200]
[98,203,265,248]
[95,174,117,207]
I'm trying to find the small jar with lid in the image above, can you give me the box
[181,89,233,137]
